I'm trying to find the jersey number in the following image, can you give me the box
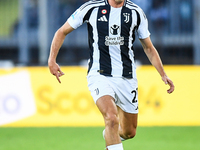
[131,88,138,103]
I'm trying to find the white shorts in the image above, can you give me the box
[87,74,138,114]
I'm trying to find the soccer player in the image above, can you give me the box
[48,0,175,150]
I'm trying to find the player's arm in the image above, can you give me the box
[48,21,74,83]
[139,37,175,94]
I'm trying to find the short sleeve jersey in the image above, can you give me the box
[67,0,150,78]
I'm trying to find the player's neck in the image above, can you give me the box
[108,0,124,8]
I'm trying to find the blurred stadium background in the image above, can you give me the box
[0,0,200,150]
[0,0,200,66]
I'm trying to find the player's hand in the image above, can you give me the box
[162,75,174,94]
[48,61,64,83]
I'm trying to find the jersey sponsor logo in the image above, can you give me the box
[98,15,108,22]
[123,13,130,23]
[105,36,124,46]
[101,9,107,14]
[110,24,120,35]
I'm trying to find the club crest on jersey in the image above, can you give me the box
[101,9,107,14]
[123,13,130,23]
[110,24,120,35]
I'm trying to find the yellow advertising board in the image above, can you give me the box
[0,66,200,127]
[137,66,200,126]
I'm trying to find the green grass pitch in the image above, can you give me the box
[0,126,200,150]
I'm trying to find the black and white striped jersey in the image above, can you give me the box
[67,0,150,78]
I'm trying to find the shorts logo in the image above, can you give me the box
[95,88,99,95]
[102,9,107,14]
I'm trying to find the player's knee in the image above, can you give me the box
[104,113,119,128]
[123,128,137,139]
[128,130,136,139]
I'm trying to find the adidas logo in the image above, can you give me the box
[98,15,108,22]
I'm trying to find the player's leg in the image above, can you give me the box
[117,106,138,140]
[96,95,123,149]
[87,75,124,149]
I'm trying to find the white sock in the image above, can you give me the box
[103,129,106,139]
[107,143,123,150]
[120,137,126,141]
[103,129,126,141]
